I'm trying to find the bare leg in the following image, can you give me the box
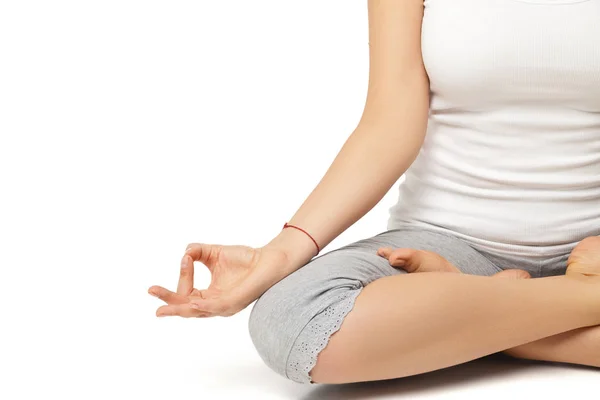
[309,271,600,384]
[503,237,600,367]
[503,325,600,367]
[373,237,600,370]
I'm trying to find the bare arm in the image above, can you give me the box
[266,0,430,272]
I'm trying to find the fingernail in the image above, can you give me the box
[189,303,201,310]
[181,256,188,269]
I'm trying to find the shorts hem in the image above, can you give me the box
[285,287,364,384]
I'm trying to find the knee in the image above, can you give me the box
[247,288,288,376]
[248,278,364,384]
[247,278,312,379]
[247,254,369,383]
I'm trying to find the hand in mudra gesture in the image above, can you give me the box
[148,243,290,318]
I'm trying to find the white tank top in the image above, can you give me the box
[387,0,600,258]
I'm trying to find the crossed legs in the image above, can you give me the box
[373,236,600,369]
[309,237,600,384]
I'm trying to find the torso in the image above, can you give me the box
[387,0,600,258]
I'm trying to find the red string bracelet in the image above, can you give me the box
[282,222,321,255]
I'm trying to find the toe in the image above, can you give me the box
[389,248,416,269]
[390,248,460,274]
[493,269,531,279]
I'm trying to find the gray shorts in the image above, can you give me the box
[247,226,575,385]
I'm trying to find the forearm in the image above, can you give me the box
[264,77,429,272]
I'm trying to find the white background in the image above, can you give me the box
[0,1,597,398]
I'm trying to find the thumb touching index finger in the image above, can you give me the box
[177,253,194,295]
[184,243,218,266]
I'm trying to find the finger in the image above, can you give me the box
[188,295,234,316]
[156,303,212,318]
[148,285,188,305]
[185,243,221,269]
[177,254,194,295]
[190,288,206,297]
[377,247,393,258]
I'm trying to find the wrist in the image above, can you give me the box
[263,226,319,272]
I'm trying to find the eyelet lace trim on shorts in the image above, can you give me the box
[285,289,363,384]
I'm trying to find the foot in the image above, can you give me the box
[492,269,532,279]
[376,247,461,273]
[566,236,600,277]
[377,247,531,279]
